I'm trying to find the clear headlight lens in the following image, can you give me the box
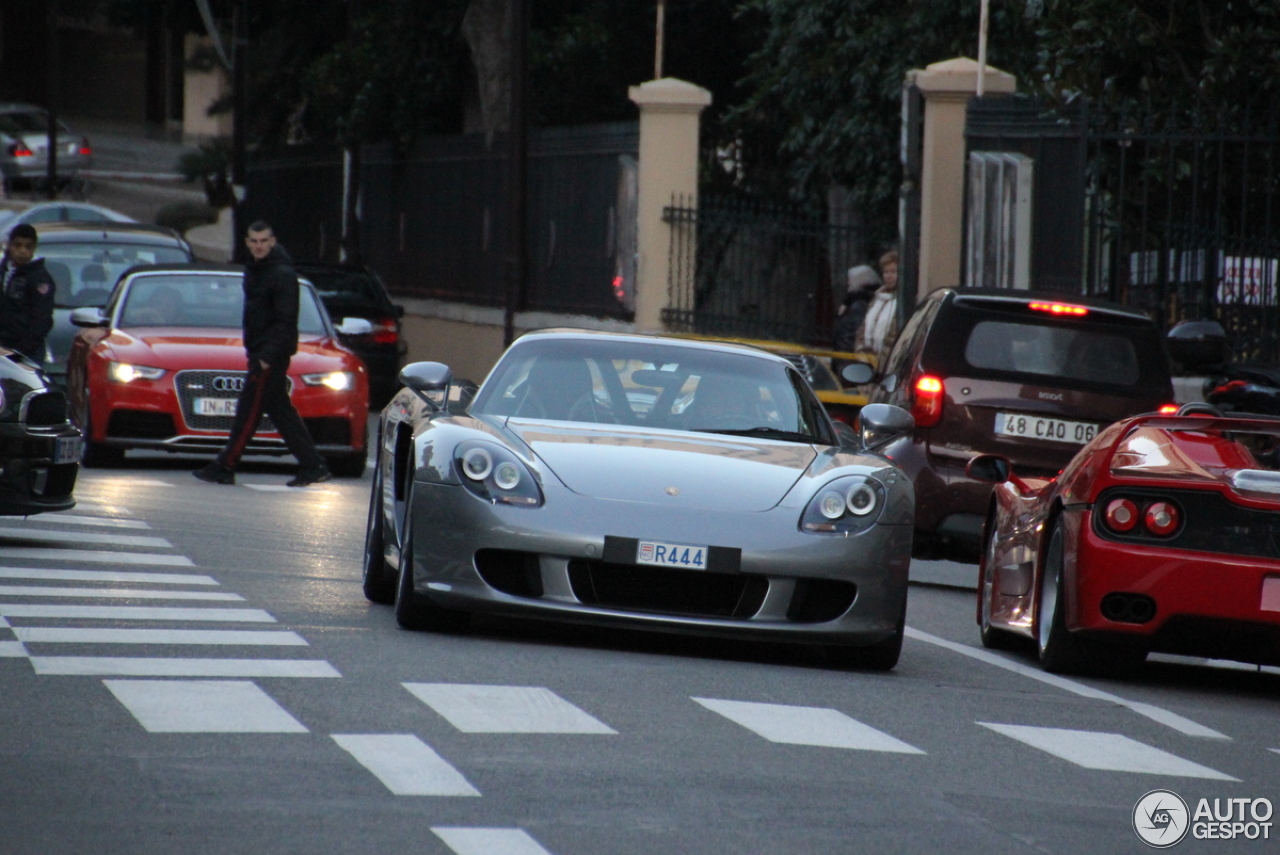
[494,461,521,490]
[454,441,542,507]
[461,447,493,481]
[801,475,886,534]
[109,362,165,383]
[846,483,878,516]
[819,491,846,520]
[301,370,354,391]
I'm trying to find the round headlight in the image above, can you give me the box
[819,491,846,520]
[494,461,521,490]
[846,483,877,516]
[461,447,493,481]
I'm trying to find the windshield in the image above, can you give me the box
[42,241,192,308]
[116,273,329,335]
[474,337,833,443]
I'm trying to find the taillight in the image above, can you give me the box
[1103,498,1139,532]
[1143,501,1181,537]
[371,317,399,345]
[1157,404,1179,414]
[78,137,92,156]
[911,375,944,428]
[8,142,32,158]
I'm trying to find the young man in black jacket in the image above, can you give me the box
[0,224,56,362]
[194,221,331,487]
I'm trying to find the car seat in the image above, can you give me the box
[75,263,112,308]
[517,356,594,420]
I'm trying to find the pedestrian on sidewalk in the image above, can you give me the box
[0,224,56,362]
[193,221,331,487]
[855,249,901,368]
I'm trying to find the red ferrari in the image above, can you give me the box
[66,263,370,475]
[973,406,1280,673]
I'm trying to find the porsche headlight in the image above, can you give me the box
[455,441,542,507]
[302,370,354,391]
[801,475,886,534]
[109,362,165,383]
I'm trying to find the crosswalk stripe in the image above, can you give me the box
[693,697,925,753]
[403,683,616,734]
[104,679,308,733]
[64,501,133,516]
[14,628,308,645]
[0,567,218,585]
[332,735,481,796]
[0,641,26,657]
[0,549,194,566]
[431,828,554,855]
[0,586,241,601]
[34,514,151,530]
[0,528,173,549]
[32,657,341,677]
[79,478,173,487]
[979,723,1236,780]
[243,485,294,492]
[0,605,274,621]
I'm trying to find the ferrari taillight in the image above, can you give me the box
[1157,404,1179,414]
[1143,501,1181,537]
[371,317,399,345]
[1103,498,1139,533]
[911,375,944,428]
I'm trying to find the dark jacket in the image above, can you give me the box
[832,289,873,353]
[242,244,300,368]
[0,255,56,361]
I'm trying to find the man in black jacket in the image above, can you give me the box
[0,224,56,362]
[194,221,331,487]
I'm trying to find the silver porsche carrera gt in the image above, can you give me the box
[361,329,916,668]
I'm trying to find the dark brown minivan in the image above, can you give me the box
[864,288,1176,557]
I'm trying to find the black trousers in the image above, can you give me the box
[217,358,324,470]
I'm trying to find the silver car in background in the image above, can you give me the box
[362,329,916,669]
[0,103,92,193]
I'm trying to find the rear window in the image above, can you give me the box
[964,320,1140,385]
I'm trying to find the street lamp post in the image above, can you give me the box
[977,0,990,96]
[503,0,529,347]
[654,0,666,80]
[45,0,60,200]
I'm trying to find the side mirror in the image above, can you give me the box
[1167,319,1228,370]
[855,403,913,450]
[70,307,108,328]
[838,361,874,386]
[335,317,374,336]
[966,454,1012,484]
[399,361,452,411]
[881,373,899,394]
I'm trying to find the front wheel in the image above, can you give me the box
[361,465,395,604]
[393,482,470,633]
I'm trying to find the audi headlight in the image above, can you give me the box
[109,362,165,383]
[801,475,885,534]
[454,441,542,507]
[301,370,354,391]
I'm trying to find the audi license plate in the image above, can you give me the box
[195,397,239,417]
[637,540,708,571]
[994,412,1097,445]
[53,435,82,464]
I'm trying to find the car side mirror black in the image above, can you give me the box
[855,403,913,450]
[399,361,452,411]
[839,361,874,386]
[966,454,1012,484]
[1167,319,1228,371]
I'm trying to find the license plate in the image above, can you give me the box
[993,412,1097,445]
[637,540,708,570]
[54,436,82,464]
[195,397,239,416]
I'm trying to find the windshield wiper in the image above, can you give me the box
[692,426,822,443]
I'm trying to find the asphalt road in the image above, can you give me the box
[0,450,1277,855]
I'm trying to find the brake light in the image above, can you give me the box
[78,137,92,156]
[911,375,944,428]
[1103,498,1139,533]
[1157,404,1179,414]
[1143,501,1181,537]
[1029,301,1089,317]
[371,317,399,345]
[8,142,32,158]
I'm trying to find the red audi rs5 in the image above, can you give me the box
[65,264,370,475]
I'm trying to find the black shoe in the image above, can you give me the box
[287,465,332,488]
[193,463,235,485]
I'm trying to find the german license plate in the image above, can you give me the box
[637,540,708,570]
[54,436,82,464]
[195,397,239,416]
[993,412,1097,445]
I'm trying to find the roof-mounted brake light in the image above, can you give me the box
[1029,302,1089,317]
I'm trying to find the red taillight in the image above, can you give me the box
[612,275,625,301]
[371,317,399,345]
[78,137,92,156]
[911,375,944,428]
[1029,301,1089,317]
[1103,498,1139,532]
[1143,501,1181,537]
[8,142,32,158]
[1157,404,1179,414]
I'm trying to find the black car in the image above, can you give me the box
[294,262,406,406]
[0,348,81,515]
[30,222,194,390]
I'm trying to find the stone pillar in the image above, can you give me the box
[908,58,1016,295]
[628,78,712,332]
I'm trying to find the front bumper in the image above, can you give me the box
[0,423,80,515]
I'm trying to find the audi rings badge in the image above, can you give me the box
[211,376,246,393]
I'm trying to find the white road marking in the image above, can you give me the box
[0,641,27,657]
[0,586,241,601]
[32,657,340,677]
[979,723,1236,780]
[693,697,925,753]
[243,485,294,492]
[0,528,172,549]
[0,615,9,627]
[36,514,150,529]
[432,828,555,855]
[403,683,616,734]
[332,735,481,796]
[0,567,217,585]
[62,501,133,516]
[1148,652,1280,676]
[0,548,193,566]
[14,628,307,646]
[0,605,274,622]
[104,679,308,733]
[905,627,1228,739]
[83,478,173,487]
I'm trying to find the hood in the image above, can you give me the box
[508,420,817,511]
[100,329,346,372]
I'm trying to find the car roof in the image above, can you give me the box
[517,327,799,368]
[936,287,1155,323]
[32,222,188,245]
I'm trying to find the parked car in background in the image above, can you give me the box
[0,202,134,233]
[66,264,370,475]
[972,408,1280,674]
[31,222,193,390]
[857,288,1177,558]
[294,262,406,406]
[0,347,81,515]
[0,103,92,193]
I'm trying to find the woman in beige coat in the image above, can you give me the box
[854,250,900,367]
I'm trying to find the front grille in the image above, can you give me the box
[786,578,858,623]
[175,370,287,433]
[567,559,768,619]
[107,410,176,439]
[474,549,544,598]
[303,417,351,445]
[24,391,68,427]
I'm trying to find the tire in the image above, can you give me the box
[327,450,367,478]
[361,465,395,604]
[825,598,906,671]
[393,481,470,633]
[979,523,1021,651]
[80,411,125,468]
